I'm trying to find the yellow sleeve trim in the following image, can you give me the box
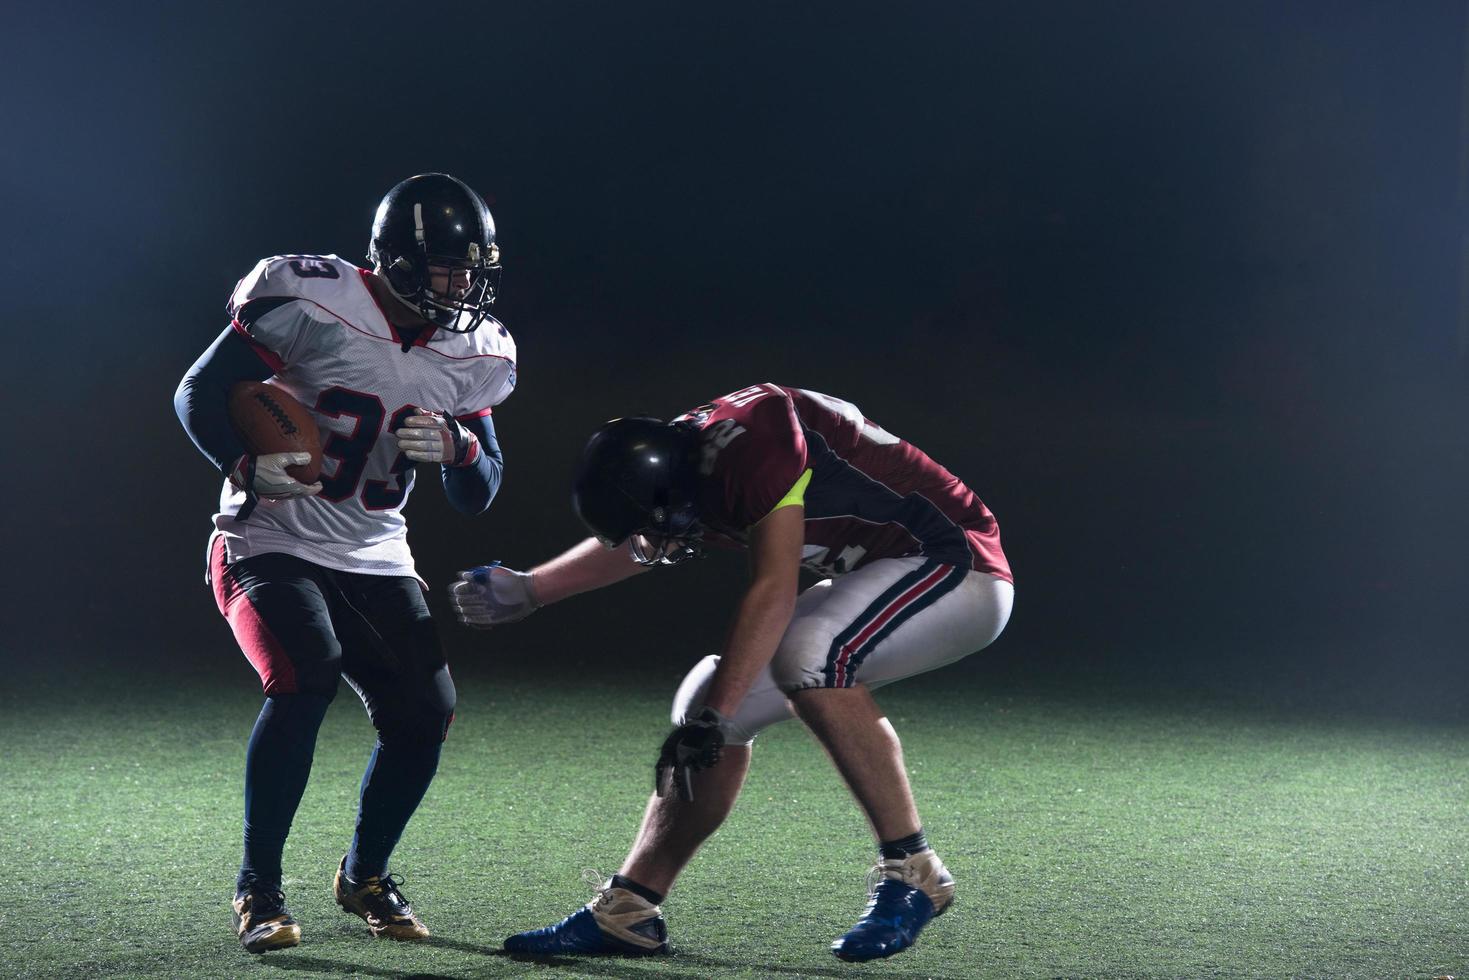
[768,468,813,515]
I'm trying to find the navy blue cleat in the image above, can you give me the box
[504,877,669,957]
[831,851,955,962]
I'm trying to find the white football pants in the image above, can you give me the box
[672,557,1014,743]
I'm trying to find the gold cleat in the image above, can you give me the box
[333,858,430,940]
[232,881,302,954]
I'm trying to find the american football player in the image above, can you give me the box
[451,383,1013,962]
[174,173,517,953]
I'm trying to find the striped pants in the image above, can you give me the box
[672,557,1014,743]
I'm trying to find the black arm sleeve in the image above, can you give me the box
[174,326,276,475]
[442,414,504,515]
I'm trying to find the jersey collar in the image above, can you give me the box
[356,268,439,348]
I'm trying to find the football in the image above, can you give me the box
[227,381,323,483]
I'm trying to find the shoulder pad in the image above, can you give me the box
[229,254,363,318]
[465,314,518,364]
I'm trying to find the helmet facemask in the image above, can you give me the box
[374,237,501,333]
[628,534,702,566]
[625,500,704,566]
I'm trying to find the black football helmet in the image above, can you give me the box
[572,417,706,566]
[368,173,501,332]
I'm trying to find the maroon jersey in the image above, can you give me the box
[674,383,1011,581]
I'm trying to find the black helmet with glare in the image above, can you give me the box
[572,417,705,565]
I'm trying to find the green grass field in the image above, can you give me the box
[3,660,1465,980]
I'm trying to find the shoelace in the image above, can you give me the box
[240,880,288,917]
[374,873,410,905]
[581,867,610,904]
[864,860,915,899]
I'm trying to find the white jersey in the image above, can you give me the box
[213,254,517,580]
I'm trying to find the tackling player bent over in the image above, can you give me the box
[175,174,517,953]
[451,383,1013,962]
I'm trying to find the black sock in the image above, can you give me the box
[344,735,443,882]
[610,874,665,906]
[879,829,930,861]
[238,694,332,892]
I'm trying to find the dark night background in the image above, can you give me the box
[3,1,1467,713]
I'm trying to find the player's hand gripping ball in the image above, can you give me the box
[227,381,323,499]
[394,410,480,466]
[449,563,541,627]
[228,453,322,500]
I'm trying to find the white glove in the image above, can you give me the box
[394,410,480,466]
[449,563,541,628]
[229,453,322,500]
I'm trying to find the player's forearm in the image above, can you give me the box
[441,416,503,515]
[175,327,275,474]
[529,537,648,605]
[702,578,799,717]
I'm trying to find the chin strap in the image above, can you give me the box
[382,259,426,311]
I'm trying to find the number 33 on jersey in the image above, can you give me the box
[214,253,517,579]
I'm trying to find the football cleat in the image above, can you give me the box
[830,850,955,962]
[504,872,669,957]
[232,878,301,954]
[333,858,430,940]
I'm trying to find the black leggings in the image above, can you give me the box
[211,540,455,744]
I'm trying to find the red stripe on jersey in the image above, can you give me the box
[280,295,513,363]
[832,563,951,687]
[356,268,439,348]
[454,406,494,419]
[230,318,286,373]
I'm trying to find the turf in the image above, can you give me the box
[2,662,1465,980]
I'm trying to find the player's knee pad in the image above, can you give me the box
[429,663,457,719]
[671,655,755,744]
[671,655,790,745]
[430,666,457,743]
[369,664,456,747]
[294,654,344,699]
[670,655,718,727]
[372,708,454,748]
